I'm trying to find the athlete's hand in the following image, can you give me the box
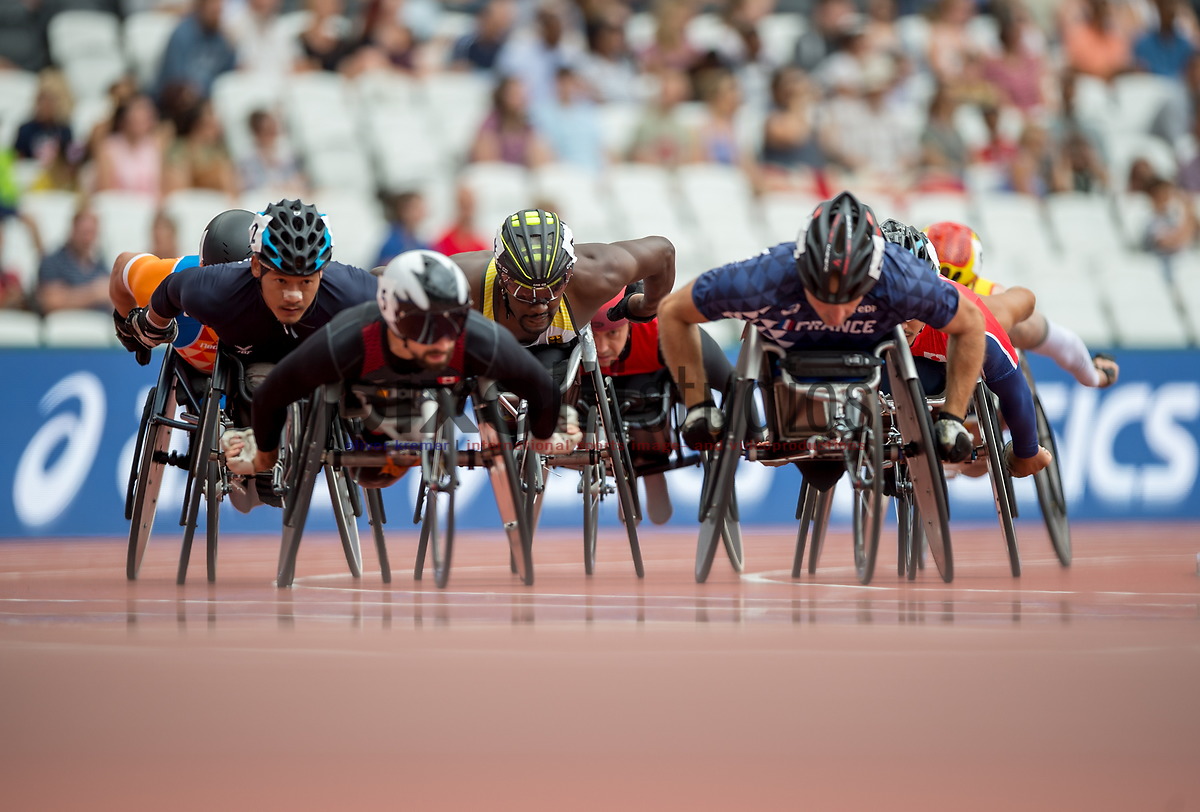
[934,412,973,463]
[221,428,259,475]
[113,309,151,366]
[681,400,725,451]
[1005,442,1052,478]
[126,306,178,351]
[606,280,655,323]
[529,405,582,456]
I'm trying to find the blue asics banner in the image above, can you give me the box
[0,348,1197,538]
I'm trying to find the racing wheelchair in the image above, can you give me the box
[695,325,955,586]
[501,324,646,578]
[125,347,365,584]
[273,371,533,589]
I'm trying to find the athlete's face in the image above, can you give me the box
[803,289,863,327]
[593,324,630,366]
[411,337,457,370]
[903,319,926,345]
[506,293,557,334]
[254,258,322,325]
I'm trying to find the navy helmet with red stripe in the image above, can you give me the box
[794,191,885,304]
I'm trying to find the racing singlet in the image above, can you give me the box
[482,258,577,346]
[122,253,219,373]
[604,320,663,377]
[909,278,1018,381]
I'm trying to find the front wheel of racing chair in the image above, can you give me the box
[1021,358,1071,566]
[791,478,834,577]
[411,388,459,588]
[972,382,1020,577]
[580,404,602,575]
[883,327,954,583]
[175,350,229,584]
[476,382,534,585]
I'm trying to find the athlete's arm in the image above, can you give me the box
[250,326,346,458]
[938,289,986,420]
[609,236,675,321]
[658,280,712,409]
[465,320,562,440]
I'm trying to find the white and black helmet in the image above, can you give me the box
[377,250,472,343]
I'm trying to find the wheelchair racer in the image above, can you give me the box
[658,191,987,467]
[881,220,1052,478]
[924,220,1119,388]
[120,198,379,510]
[109,208,254,373]
[220,250,580,486]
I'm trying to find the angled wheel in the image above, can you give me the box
[176,364,224,586]
[422,389,458,588]
[581,405,601,575]
[326,465,363,578]
[848,385,884,584]
[205,459,221,582]
[277,395,327,588]
[886,342,953,583]
[695,378,751,583]
[479,400,533,585]
[976,384,1020,576]
[1032,393,1071,565]
[126,378,178,580]
[364,487,391,583]
[807,485,834,575]
[597,375,644,577]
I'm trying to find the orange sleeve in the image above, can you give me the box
[122,254,180,307]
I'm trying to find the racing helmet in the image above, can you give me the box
[199,208,254,266]
[493,208,576,298]
[794,191,885,304]
[250,199,333,276]
[924,221,983,287]
[377,250,472,344]
[880,217,941,271]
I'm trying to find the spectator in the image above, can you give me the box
[1177,116,1200,191]
[468,76,554,167]
[358,0,425,74]
[1062,0,1133,82]
[36,206,109,315]
[449,0,516,72]
[637,0,700,74]
[495,0,584,104]
[819,55,917,190]
[431,183,489,256]
[577,16,645,103]
[926,0,983,88]
[157,0,238,101]
[238,109,306,195]
[150,209,178,259]
[982,9,1051,115]
[792,0,858,73]
[627,68,699,166]
[693,68,761,186]
[532,66,606,171]
[918,85,969,191]
[14,71,78,191]
[1008,122,1069,196]
[1060,129,1109,192]
[163,100,240,197]
[1128,156,1163,194]
[1133,0,1197,78]
[297,0,362,73]
[760,65,826,193]
[375,190,429,266]
[0,226,30,310]
[93,94,165,197]
[223,0,300,84]
[1143,176,1197,259]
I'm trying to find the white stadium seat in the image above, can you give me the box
[92,190,157,266]
[123,10,179,90]
[0,311,42,348]
[42,309,119,348]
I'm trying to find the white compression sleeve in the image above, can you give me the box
[1031,318,1103,387]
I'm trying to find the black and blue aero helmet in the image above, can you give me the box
[199,208,254,266]
[795,191,885,304]
[250,199,332,276]
[880,217,941,272]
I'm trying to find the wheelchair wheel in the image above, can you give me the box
[848,386,884,585]
[1033,393,1071,566]
[423,389,458,589]
[792,479,833,577]
[277,395,328,588]
[205,460,221,582]
[807,484,833,575]
[325,465,363,579]
[364,487,391,584]
[176,364,224,586]
[597,375,644,577]
[581,404,601,575]
[126,382,178,580]
[695,379,751,583]
[976,384,1020,577]
[887,366,953,583]
[479,403,534,585]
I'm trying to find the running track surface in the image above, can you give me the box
[2,521,1198,812]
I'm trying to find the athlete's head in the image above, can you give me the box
[591,291,631,367]
[377,249,472,370]
[880,217,940,272]
[924,221,983,287]
[794,191,884,325]
[249,199,333,325]
[493,208,576,332]
[199,208,254,266]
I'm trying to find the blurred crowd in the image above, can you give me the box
[3,0,1200,316]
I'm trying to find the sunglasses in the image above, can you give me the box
[497,265,570,305]
[392,307,468,344]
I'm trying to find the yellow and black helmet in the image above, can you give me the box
[493,208,576,288]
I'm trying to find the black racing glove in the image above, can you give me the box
[605,280,654,324]
[934,411,973,463]
[113,309,151,366]
[681,399,725,451]
[125,306,179,354]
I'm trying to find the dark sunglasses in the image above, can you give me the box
[392,307,468,344]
